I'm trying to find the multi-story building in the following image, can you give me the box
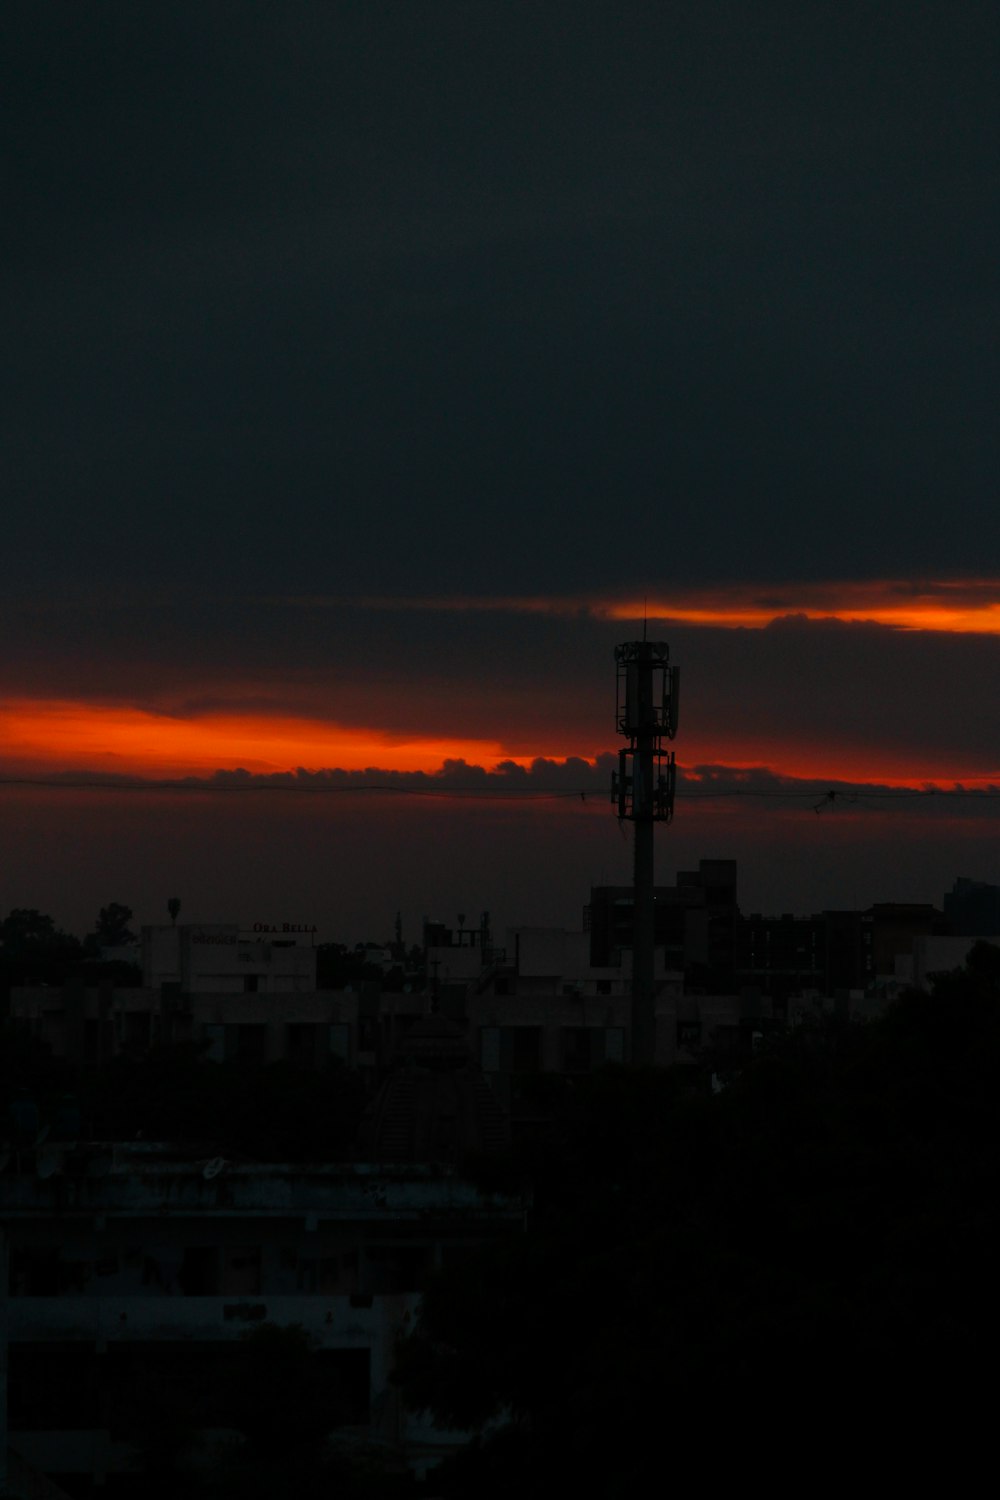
[736,903,948,1009]
[892,934,997,994]
[10,981,365,1070]
[13,891,441,1078]
[464,924,752,1105]
[142,923,318,994]
[737,913,827,1010]
[586,859,739,994]
[863,903,943,984]
[0,1142,524,1490]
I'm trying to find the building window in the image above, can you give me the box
[120,1010,151,1052]
[286,1023,317,1066]
[222,1245,262,1295]
[677,1021,702,1051]
[480,1026,501,1071]
[178,1246,220,1295]
[604,1027,625,1063]
[318,1349,371,1426]
[509,1026,542,1073]
[296,1255,342,1294]
[562,1027,595,1073]
[9,1343,101,1429]
[203,1023,225,1062]
[328,1023,350,1063]
[232,1023,267,1063]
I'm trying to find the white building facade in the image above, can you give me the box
[142,923,318,994]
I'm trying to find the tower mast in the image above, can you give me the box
[612,639,679,1065]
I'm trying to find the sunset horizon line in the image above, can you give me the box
[3,694,997,796]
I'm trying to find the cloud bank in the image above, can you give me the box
[6,757,998,818]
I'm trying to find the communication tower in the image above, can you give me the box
[611,639,679,1065]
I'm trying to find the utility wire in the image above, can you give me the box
[1,778,999,803]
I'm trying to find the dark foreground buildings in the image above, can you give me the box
[0,1020,522,1493]
[4,865,999,1491]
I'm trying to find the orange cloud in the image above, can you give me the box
[0,699,549,778]
[3,698,993,793]
[611,578,1000,633]
[290,578,1000,635]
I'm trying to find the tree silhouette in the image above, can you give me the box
[2,907,59,949]
[0,907,83,989]
[395,946,1000,1490]
[93,902,137,947]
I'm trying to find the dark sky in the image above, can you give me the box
[5,0,998,598]
[3,2,999,936]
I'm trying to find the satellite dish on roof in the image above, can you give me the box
[202,1156,227,1180]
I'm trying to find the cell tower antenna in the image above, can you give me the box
[610,636,679,1065]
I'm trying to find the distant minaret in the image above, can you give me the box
[611,639,679,1065]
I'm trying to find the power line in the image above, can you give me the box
[1,777,998,803]
[3,780,594,801]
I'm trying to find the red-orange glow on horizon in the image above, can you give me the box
[0,699,544,777]
[605,579,1000,634]
[2,699,995,793]
[677,732,998,790]
[329,578,1000,635]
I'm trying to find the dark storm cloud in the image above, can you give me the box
[4,2,998,606]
